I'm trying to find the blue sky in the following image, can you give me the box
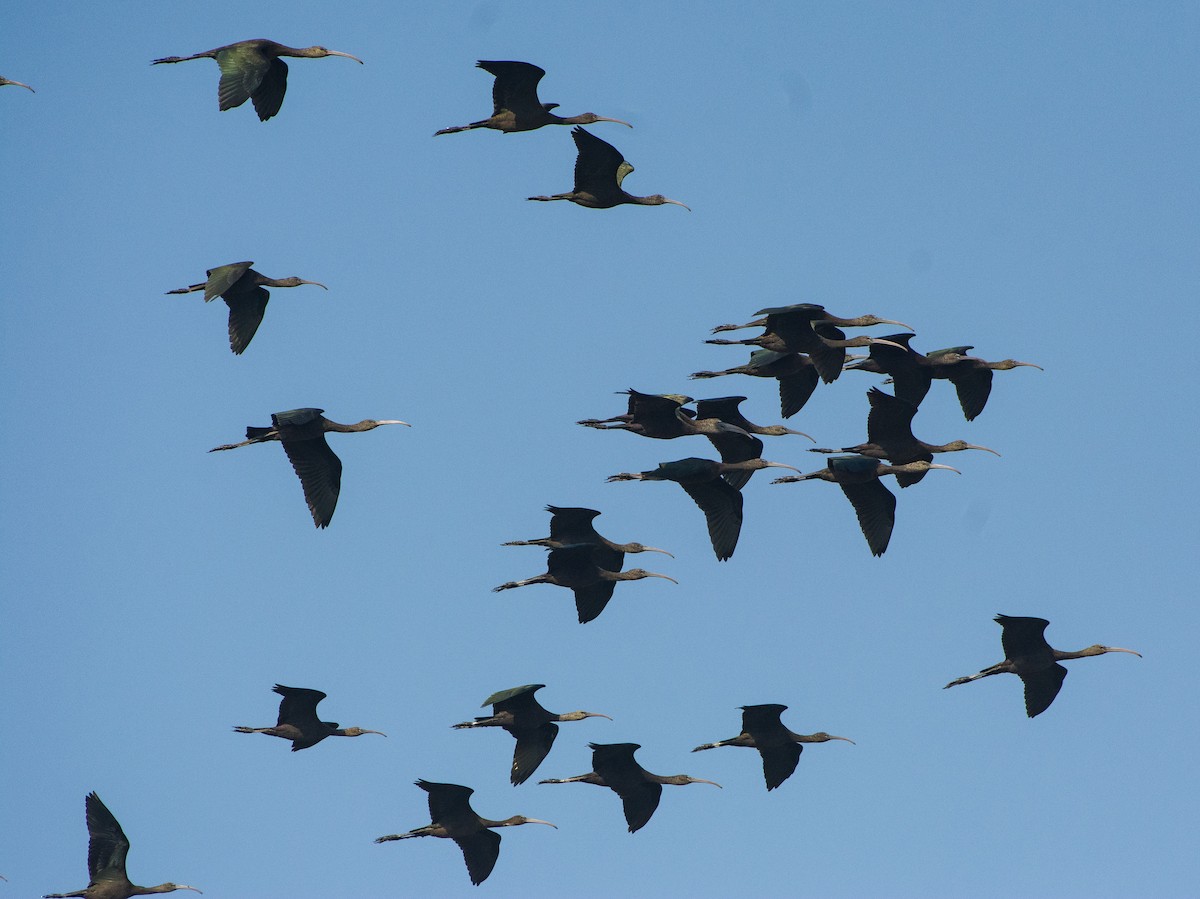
[3,2,1197,896]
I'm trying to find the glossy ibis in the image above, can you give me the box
[528,126,689,210]
[708,304,912,383]
[435,60,631,135]
[577,390,696,438]
[847,338,1040,419]
[944,615,1141,717]
[233,684,385,750]
[810,388,999,486]
[152,38,362,121]
[1,76,34,92]
[772,455,959,556]
[607,457,800,561]
[693,396,813,441]
[375,780,555,885]
[503,506,672,622]
[166,261,327,354]
[691,350,820,418]
[539,742,720,833]
[494,543,677,623]
[925,348,1043,421]
[43,792,200,899]
[692,704,854,790]
[209,407,408,528]
[453,684,612,785]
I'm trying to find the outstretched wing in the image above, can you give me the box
[216,45,271,111]
[84,792,130,883]
[478,60,547,119]
[680,478,743,561]
[224,286,269,354]
[454,830,502,886]
[1020,664,1068,718]
[279,432,343,528]
[838,479,898,556]
[511,722,558,785]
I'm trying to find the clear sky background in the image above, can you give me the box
[3,2,1197,896]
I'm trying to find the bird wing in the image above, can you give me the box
[758,742,802,791]
[617,781,662,833]
[479,60,547,119]
[680,478,744,561]
[204,261,254,301]
[571,126,625,197]
[838,479,898,556]
[216,44,272,111]
[224,285,269,355]
[423,781,476,823]
[275,685,327,730]
[889,366,933,409]
[948,369,993,421]
[865,388,919,455]
[572,579,618,623]
[545,506,601,544]
[807,322,850,383]
[776,367,820,418]
[997,616,1053,661]
[279,431,343,528]
[706,431,763,490]
[454,829,501,886]
[251,57,289,121]
[1020,664,1068,718]
[84,793,131,883]
[511,722,558,785]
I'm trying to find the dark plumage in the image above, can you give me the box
[374,780,555,885]
[539,742,720,833]
[945,615,1140,717]
[453,684,612,784]
[233,684,386,750]
[43,792,200,899]
[528,127,689,210]
[166,261,326,354]
[435,60,632,135]
[152,39,362,121]
[208,408,409,527]
[692,704,854,790]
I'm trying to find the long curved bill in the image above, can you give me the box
[642,546,675,558]
[827,735,856,744]
[965,444,1001,456]
[928,464,961,474]
[692,778,722,787]
[377,420,412,427]
[596,116,633,127]
[763,460,802,474]
[661,198,691,211]
[1107,647,1142,657]
[585,712,615,721]
[877,318,914,329]
[327,50,364,64]
[364,729,388,736]
[648,573,680,584]
[867,338,909,350]
[781,428,815,441]
[299,280,329,290]
[525,818,558,828]
[1014,361,1044,370]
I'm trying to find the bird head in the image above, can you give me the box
[309,47,364,63]
[644,194,691,211]
[944,441,1001,456]
[624,543,674,558]
[1083,644,1142,658]
[279,277,328,289]
[341,727,388,738]
[808,732,856,745]
[624,570,679,584]
[578,112,633,128]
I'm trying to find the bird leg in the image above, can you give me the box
[943,662,1011,689]
[537,773,607,786]
[375,825,435,842]
[710,319,766,333]
[605,473,645,482]
[208,433,278,452]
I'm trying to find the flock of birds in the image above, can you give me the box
[10,39,1143,895]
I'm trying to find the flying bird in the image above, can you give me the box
[209,407,409,527]
[539,742,721,833]
[43,792,200,899]
[772,455,959,556]
[809,388,999,486]
[494,543,677,623]
[453,684,612,785]
[375,780,555,886]
[528,126,690,210]
[233,684,386,750]
[152,38,362,121]
[691,350,821,419]
[693,396,814,441]
[578,390,697,438]
[607,457,800,561]
[944,615,1141,717]
[692,704,854,790]
[435,60,632,135]
[708,304,912,383]
[166,261,327,354]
